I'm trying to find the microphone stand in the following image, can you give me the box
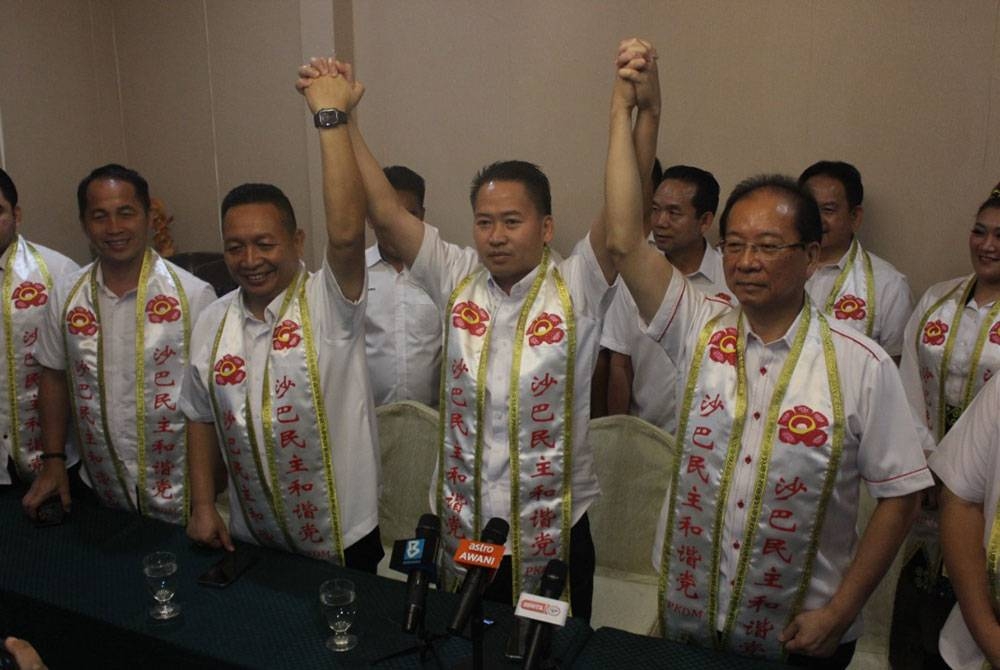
[371,618,447,669]
[451,599,485,670]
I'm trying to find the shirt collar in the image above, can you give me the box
[239,262,305,323]
[487,259,543,301]
[742,302,807,350]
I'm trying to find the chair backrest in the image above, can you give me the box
[375,400,440,548]
[587,415,675,576]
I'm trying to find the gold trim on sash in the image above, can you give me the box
[210,270,346,563]
[3,236,53,479]
[824,238,876,337]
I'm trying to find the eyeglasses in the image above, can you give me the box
[717,241,806,259]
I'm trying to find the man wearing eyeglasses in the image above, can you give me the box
[799,161,913,361]
[604,60,931,667]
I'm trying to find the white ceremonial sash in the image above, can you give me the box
[436,247,574,600]
[658,301,844,660]
[64,250,190,523]
[209,270,345,563]
[823,238,875,337]
[1,236,53,479]
[915,275,1000,439]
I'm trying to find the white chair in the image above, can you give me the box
[586,415,675,634]
[374,400,440,579]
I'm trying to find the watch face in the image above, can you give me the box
[316,109,345,128]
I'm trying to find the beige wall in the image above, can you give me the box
[3,0,1000,297]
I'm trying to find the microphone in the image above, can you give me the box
[447,517,509,635]
[388,513,440,634]
[521,559,568,670]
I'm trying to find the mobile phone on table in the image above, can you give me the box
[197,548,258,588]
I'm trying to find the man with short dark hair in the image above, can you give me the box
[182,65,383,571]
[0,168,78,486]
[364,165,442,407]
[602,164,733,432]
[605,59,931,666]
[23,164,216,523]
[297,39,661,619]
[798,161,913,359]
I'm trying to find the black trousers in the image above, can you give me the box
[480,513,595,622]
[786,640,856,669]
[343,525,384,574]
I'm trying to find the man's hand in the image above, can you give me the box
[296,57,365,112]
[186,501,234,552]
[21,461,70,519]
[779,603,852,658]
[616,38,659,113]
[4,637,47,670]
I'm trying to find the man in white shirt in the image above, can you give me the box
[0,168,79,487]
[602,165,733,432]
[22,164,216,524]
[799,161,913,360]
[183,66,383,571]
[605,58,931,666]
[296,39,660,619]
[365,165,442,407]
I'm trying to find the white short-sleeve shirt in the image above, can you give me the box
[363,244,442,407]
[35,256,216,500]
[805,242,913,358]
[0,238,80,483]
[409,223,615,539]
[648,271,933,641]
[181,260,380,548]
[928,374,1000,670]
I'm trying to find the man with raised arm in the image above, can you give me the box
[0,168,79,487]
[297,39,659,618]
[22,164,216,523]
[180,66,382,571]
[604,60,932,666]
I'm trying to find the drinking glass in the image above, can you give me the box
[143,551,181,620]
[319,578,358,652]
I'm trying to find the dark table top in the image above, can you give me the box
[0,486,588,668]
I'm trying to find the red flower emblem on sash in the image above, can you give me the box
[989,321,1000,345]
[833,294,866,321]
[452,300,489,337]
[214,354,247,386]
[272,319,302,350]
[145,294,181,323]
[66,306,98,336]
[922,320,948,346]
[12,281,47,309]
[527,312,565,346]
[778,405,829,447]
[708,327,738,366]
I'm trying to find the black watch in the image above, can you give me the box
[313,108,348,129]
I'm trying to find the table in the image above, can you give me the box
[0,486,589,669]
[572,627,790,669]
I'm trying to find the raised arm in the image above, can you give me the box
[297,59,368,300]
[604,56,673,324]
[298,59,425,268]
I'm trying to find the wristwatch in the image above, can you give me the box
[313,108,348,129]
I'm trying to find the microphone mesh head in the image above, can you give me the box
[481,517,509,545]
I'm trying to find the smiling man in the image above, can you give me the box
[22,164,216,523]
[180,67,383,571]
[798,161,913,360]
[296,39,661,619]
[605,61,932,666]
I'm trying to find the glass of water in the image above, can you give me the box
[319,578,357,652]
[143,551,181,620]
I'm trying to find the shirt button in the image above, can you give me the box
[752,411,761,420]
[733,541,741,550]
[744,455,752,464]
[736,500,744,508]
[759,367,767,375]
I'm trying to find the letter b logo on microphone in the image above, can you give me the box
[404,539,424,563]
